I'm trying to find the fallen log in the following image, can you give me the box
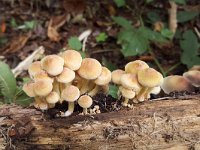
[0,95,200,150]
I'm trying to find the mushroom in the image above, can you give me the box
[161,75,194,94]
[28,61,42,78]
[125,60,149,74]
[61,50,82,70]
[78,95,93,115]
[56,67,75,86]
[23,82,36,97]
[77,58,102,94]
[183,70,200,87]
[137,68,163,102]
[33,97,48,111]
[46,91,59,104]
[119,86,135,106]
[88,67,111,97]
[61,85,80,116]
[34,70,54,83]
[41,55,64,76]
[34,80,53,97]
[111,69,125,85]
[189,65,200,71]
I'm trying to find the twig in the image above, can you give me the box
[168,1,178,34]
[78,29,92,52]
[194,27,200,40]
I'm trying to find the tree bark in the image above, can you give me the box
[0,95,200,150]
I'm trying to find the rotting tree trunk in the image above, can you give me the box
[0,95,200,150]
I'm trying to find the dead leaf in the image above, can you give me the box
[0,21,6,33]
[107,5,116,16]
[3,32,31,54]
[47,14,68,42]
[154,21,164,32]
[63,0,86,15]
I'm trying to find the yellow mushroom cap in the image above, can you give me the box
[94,67,111,85]
[56,67,75,83]
[183,70,200,87]
[61,50,82,70]
[138,68,163,88]
[150,86,161,95]
[28,61,42,78]
[41,55,64,76]
[23,82,36,97]
[61,85,80,102]
[161,75,194,94]
[34,80,53,96]
[46,91,59,104]
[34,70,54,83]
[77,58,102,80]
[120,73,141,91]
[189,65,200,71]
[38,102,48,110]
[125,60,149,74]
[119,86,135,99]
[111,69,125,85]
[78,95,93,108]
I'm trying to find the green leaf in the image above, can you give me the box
[0,61,17,102]
[112,16,133,29]
[161,28,174,39]
[145,0,154,3]
[24,20,37,30]
[108,85,119,99]
[102,57,117,71]
[180,30,200,68]
[177,11,199,23]
[147,11,161,23]
[10,18,18,28]
[96,32,108,42]
[172,0,186,5]
[114,0,126,7]
[14,88,33,106]
[68,37,82,51]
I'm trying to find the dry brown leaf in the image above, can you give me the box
[47,14,68,42]
[153,21,164,32]
[63,0,86,15]
[3,32,31,54]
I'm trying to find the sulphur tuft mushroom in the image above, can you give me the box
[23,82,36,97]
[183,70,200,87]
[28,61,42,78]
[34,80,53,97]
[111,69,125,85]
[78,95,93,115]
[46,91,60,104]
[125,60,149,74]
[119,86,135,106]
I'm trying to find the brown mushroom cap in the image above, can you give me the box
[23,82,36,97]
[138,68,163,88]
[78,95,93,108]
[183,70,200,87]
[28,61,42,78]
[34,80,53,96]
[46,91,59,104]
[94,67,111,85]
[77,58,102,80]
[119,86,135,99]
[41,55,64,76]
[61,85,80,102]
[61,50,82,70]
[34,70,54,83]
[120,73,141,91]
[56,67,75,83]
[125,60,149,74]
[161,75,194,94]
[189,65,200,71]
[111,69,125,85]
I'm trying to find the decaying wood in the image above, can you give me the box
[0,95,200,150]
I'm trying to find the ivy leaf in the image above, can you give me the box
[114,0,126,7]
[68,37,82,51]
[0,61,17,103]
[96,32,108,42]
[161,28,174,39]
[108,85,119,99]
[177,11,199,23]
[112,16,133,29]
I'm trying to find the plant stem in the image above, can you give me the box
[165,62,181,75]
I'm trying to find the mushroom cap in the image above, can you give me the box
[138,68,163,88]
[125,60,149,74]
[183,70,200,87]
[77,58,102,80]
[161,75,194,94]
[23,82,36,97]
[94,67,111,85]
[46,91,60,104]
[111,69,125,85]
[61,85,80,102]
[61,50,82,70]
[28,61,42,78]
[38,102,48,110]
[189,65,200,71]
[34,80,53,96]
[119,86,135,99]
[56,67,75,83]
[34,70,54,83]
[41,55,64,76]
[120,73,141,91]
[78,95,93,108]
[150,86,161,95]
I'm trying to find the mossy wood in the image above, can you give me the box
[0,95,200,150]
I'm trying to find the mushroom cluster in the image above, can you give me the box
[23,50,111,116]
[111,60,163,107]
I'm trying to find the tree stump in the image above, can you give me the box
[0,94,200,150]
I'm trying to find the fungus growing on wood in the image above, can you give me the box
[34,70,54,83]
[111,69,125,85]
[46,91,60,104]
[34,80,53,97]
[78,95,93,115]
[119,86,135,106]
[56,67,75,84]
[28,61,42,78]
[125,60,149,74]
[23,82,36,97]
[183,70,200,87]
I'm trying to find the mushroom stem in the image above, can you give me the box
[64,102,74,116]
[80,80,90,94]
[53,80,60,96]
[122,98,129,106]
[136,87,148,102]
[83,108,88,115]
[59,83,65,103]
[88,85,100,97]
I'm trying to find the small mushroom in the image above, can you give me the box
[28,61,42,78]
[23,82,36,97]
[125,60,149,74]
[56,67,75,85]
[34,70,54,83]
[61,85,80,116]
[61,50,82,70]
[161,75,194,94]
[33,97,48,111]
[78,95,93,115]
[111,69,125,85]
[41,55,64,76]
[183,70,200,87]
[34,80,53,97]
[189,65,200,71]
[119,86,135,106]
[46,91,59,104]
